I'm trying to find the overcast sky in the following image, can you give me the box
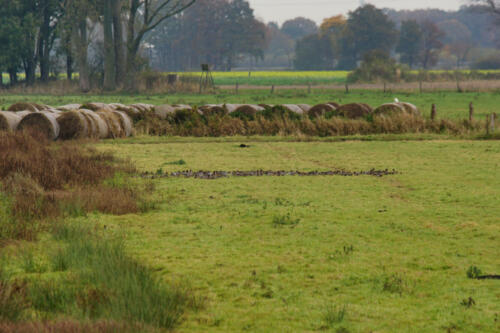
[248,0,467,25]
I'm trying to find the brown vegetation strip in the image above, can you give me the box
[142,169,398,180]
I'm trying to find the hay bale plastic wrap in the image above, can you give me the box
[336,103,372,119]
[308,104,336,118]
[57,110,90,139]
[80,109,108,139]
[373,103,406,117]
[96,110,123,138]
[18,112,61,140]
[112,111,133,137]
[0,111,23,132]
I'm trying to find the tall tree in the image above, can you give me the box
[103,0,116,90]
[396,20,423,68]
[281,17,318,40]
[419,20,444,69]
[340,4,398,68]
[125,0,196,90]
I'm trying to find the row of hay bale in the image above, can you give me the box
[0,102,134,140]
[1,100,420,139]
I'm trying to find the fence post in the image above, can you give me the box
[271,85,275,94]
[491,113,497,133]
[469,102,474,122]
[345,83,349,94]
[431,104,437,121]
[308,83,311,94]
[235,82,239,94]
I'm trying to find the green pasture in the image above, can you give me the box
[2,90,500,119]
[2,137,499,331]
[91,138,498,332]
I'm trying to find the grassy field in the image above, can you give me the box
[2,90,500,119]
[1,135,499,331]
[83,137,498,332]
[4,70,500,86]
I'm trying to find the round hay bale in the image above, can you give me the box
[80,109,108,139]
[225,104,245,113]
[298,104,312,113]
[57,104,82,111]
[131,103,154,112]
[199,104,227,117]
[373,103,406,117]
[231,105,264,117]
[282,104,305,114]
[327,102,340,109]
[57,110,90,140]
[173,104,192,110]
[336,103,372,119]
[110,104,142,121]
[308,104,336,118]
[96,110,123,138]
[81,102,113,112]
[7,102,40,112]
[154,105,176,120]
[360,103,373,112]
[397,102,420,116]
[18,112,60,140]
[0,111,23,132]
[112,111,133,137]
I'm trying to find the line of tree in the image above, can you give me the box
[0,0,196,91]
[293,2,500,71]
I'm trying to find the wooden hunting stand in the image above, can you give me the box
[199,64,215,93]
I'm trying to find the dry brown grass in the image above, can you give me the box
[0,130,141,241]
[136,112,485,138]
[0,320,135,333]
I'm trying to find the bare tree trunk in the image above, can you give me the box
[8,68,18,85]
[24,58,36,86]
[112,0,125,86]
[67,53,74,81]
[74,18,90,92]
[103,0,116,91]
[39,2,51,83]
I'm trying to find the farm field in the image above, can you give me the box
[2,90,500,119]
[87,138,499,332]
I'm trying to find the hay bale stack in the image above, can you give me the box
[308,104,336,118]
[80,109,108,139]
[112,111,133,137]
[153,104,176,120]
[397,102,420,116]
[0,111,23,132]
[327,102,340,109]
[7,102,40,112]
[282,104,305,115]
[57,111,90,140]
[81,102,113,112]
[298,104,312,113]
[373,103,406,117]
[57,104,82,111]
[17,112,60,140]
[96,110,123,138]
[199,104,227,117]
[336,103,372,119]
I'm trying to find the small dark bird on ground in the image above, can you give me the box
[240,144,250,148]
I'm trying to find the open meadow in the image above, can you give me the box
[0,87,499,332]
[1,135,499,332]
